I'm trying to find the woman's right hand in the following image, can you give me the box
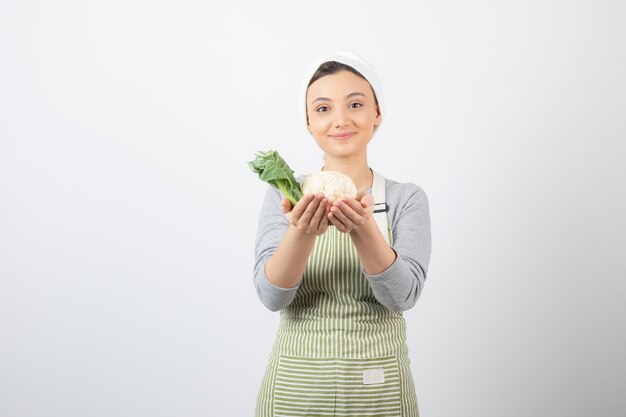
[281,193,330,236]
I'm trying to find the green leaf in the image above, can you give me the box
[247,150,303,205]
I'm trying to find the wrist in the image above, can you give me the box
[349,216,378,239]
[287,224,319,240]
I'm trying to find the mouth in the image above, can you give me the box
[330,132,356,140]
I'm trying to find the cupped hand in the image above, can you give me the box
[281,193,330,236]
[327,193,375,233]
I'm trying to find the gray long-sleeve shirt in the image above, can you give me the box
[253,176,432,312]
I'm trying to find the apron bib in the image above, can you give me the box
[256,170,419,417]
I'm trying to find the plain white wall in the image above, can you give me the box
[1,1,625,416]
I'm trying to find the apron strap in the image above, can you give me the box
[371,170,391,245]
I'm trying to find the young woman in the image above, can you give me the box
[253,51,432,417]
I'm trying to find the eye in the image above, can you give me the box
[316,105,329,112]
[350,102,363,109]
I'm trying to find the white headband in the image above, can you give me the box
[300,51,385,132]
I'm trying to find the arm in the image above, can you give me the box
[358,184,432,312]
[253,186,328,311]
[348,216,397,274]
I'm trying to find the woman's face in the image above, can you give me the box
[306,70,381,160]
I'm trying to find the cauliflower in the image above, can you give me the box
[248,149,359,205]
[302,171,357,202]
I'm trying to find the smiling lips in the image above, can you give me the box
[330,132,356,139]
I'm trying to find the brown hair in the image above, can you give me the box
[307,61,380,115]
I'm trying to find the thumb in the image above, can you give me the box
[281,198,293,213]
[361,193,375,208]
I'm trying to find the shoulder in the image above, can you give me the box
[259,184,285,216]
[263,183,284,202]
[382,176,429,225]
[384,177,428,205]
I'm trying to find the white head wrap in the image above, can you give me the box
[300,51,385,132]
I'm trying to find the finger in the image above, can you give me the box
[281,199,292,213]
[332,200,362,225]
[361,193,375,210]
[324,205,335,228]
[311,197,328,228]
[320,209,329,226]
[343,196,374,219]
[317,209,329,233]
[328,211,347,232]
[297,193,323,227]
[290,193,315,221]
[329,204,353,229]
[338,197,368,216]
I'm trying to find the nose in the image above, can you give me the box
[333,106,350,128]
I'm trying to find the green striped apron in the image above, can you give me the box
[256,170,420,417]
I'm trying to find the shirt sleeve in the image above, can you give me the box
[253,185,301,312]
[363,183,432,312]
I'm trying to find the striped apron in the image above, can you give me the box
[256,171,419,417]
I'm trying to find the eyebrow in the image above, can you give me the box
[311,92,367,105]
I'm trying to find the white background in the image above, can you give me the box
[1,1,625,416]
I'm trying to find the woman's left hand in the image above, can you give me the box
[328,193,375,233]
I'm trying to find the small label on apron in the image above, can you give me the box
[362,368,385,385]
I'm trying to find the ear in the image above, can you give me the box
[307,117,313,134]
[374,112,382,127]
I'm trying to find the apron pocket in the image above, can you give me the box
[273,355,402,417]
[274,355,336,416]
[335,356,402,416]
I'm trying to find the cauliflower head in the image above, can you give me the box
[301,171,357,202]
